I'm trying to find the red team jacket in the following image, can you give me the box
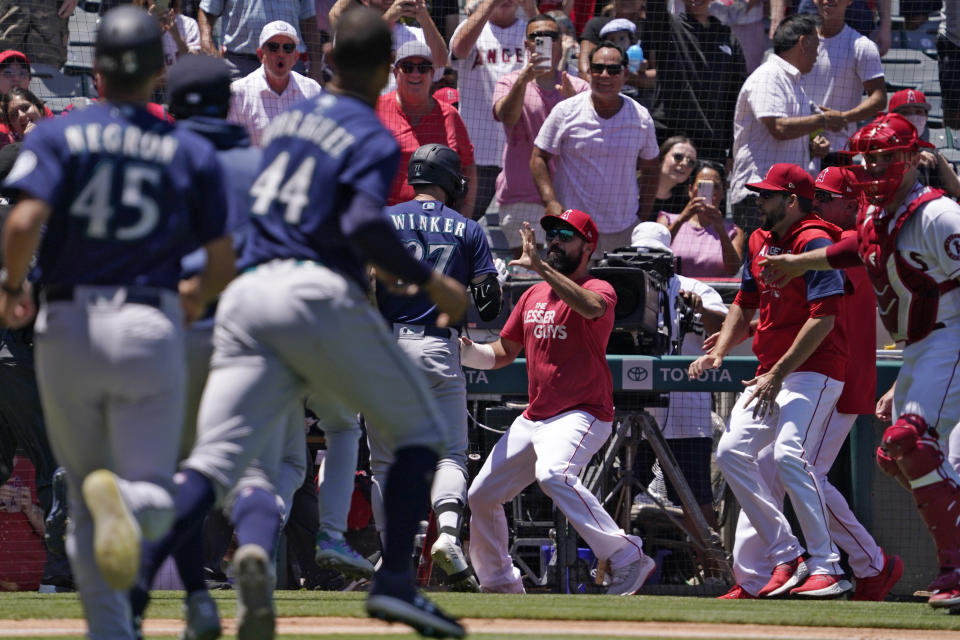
[736,216,848,381]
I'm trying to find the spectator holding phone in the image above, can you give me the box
[657,161,745,277]
[134,0,202,68]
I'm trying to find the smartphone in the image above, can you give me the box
[534,36,552,70]
[696,180,714,202]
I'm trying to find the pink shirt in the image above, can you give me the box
[500,278,616,422]
[492,70,589,206]
[376,93,476,206]
[661,212,739,278]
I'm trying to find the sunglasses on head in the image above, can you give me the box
[590,63,623,75]
[398,60,433,74]
[546,228,579,242]
[528,30,560,40]
[671,152,696,166]
[265,41,297,54]
[814,191,842,203]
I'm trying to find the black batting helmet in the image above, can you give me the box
[95,6,164,80]
[407,143,467,203]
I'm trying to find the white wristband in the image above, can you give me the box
[460,341,496,369]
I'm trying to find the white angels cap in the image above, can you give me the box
[259,20,300,49]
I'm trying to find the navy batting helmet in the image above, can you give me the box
[95,6,164,79]
[407,143,467,203]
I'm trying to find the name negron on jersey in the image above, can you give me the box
[261,107,355,158]
[390,212,467,238]
[64,123,180,164]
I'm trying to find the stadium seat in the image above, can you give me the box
[927,126,949,149]
[938,147,960,169]
[898,16,942,56]
[882,48,940,91]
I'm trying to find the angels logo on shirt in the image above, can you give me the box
[471,47,524,70]
[945,233,960,261]
[758,245,785,298]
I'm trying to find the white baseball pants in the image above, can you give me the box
[467,409,640,589]
[716,371,843,578]
[731,409,885,594]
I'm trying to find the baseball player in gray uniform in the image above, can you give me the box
[0,8,234,639]
[365,144,500,591]
[134,10,469,639]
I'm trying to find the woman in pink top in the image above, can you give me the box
[657,161,745,277]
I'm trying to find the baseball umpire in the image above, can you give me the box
[131,9,468,639]
[0,7,234,639]
[365,143,500,591]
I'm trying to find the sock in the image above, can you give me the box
[231,487,283,555]
[434,500,463,542]
[381,446,437,574]
[132,470,215,617]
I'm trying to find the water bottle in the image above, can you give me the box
[627,43,644,74]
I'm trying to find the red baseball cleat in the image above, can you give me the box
[717,584,756,599]
[853,553,904,601]
[789,573,852,598]
[758,557,808,598]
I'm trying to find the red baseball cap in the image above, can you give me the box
[888,88,931,114]
[814,166,859,198]
[0,50,29,67]
[746,163,815,200]
[541,209,598,244]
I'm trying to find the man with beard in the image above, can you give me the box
[690,163,851,598]
[459,209,657,595]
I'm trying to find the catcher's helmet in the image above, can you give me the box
[95,6,164,79]
[407,143,467,204]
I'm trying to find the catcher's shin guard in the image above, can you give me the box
[883,414,960,572]
[876,446,910,489]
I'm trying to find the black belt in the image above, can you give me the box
[43,284,165,309]
[395,323,452,338]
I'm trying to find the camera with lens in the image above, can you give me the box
[590,248,697,356]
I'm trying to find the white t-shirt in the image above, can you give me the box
[648,275,727,439]
[729,54,813,206]
[535,91,659,234]
[451,18,527,166]
[880,183,960,342]
[801,25,883,154]
[162,14,201,67]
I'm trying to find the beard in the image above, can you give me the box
[760,200,787,232]
[545,245,580,275]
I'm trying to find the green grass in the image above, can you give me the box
[2,590,960,632]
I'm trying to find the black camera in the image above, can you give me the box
[590,248,681,356]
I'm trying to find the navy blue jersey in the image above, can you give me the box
[376,199,496,325]
[4,103,228,291]
[238,92,400,288]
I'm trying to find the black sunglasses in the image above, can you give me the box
[528,30,560,40]
[590,63,623,75]
[265,41,297,54]
[671,152,696,166]
[814,191,841,203]
[398,60,433,74]
[546,228,579,242]
[757,191,785,201]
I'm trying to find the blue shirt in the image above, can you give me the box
[5,103,228,291]
[198,0,315,55]
[376,199,496,325]
[239,92,400,289]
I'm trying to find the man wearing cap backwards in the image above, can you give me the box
[228,19,322,146]
[0,7,234,638]
[887,88,960,198]
[716,166,902,601]
[759,112,960,611]
[462,209,658,596]
[376,40,477,218]
[691,163,852,598]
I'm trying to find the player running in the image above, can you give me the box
[759,113,960,610]
[0,7,233,639]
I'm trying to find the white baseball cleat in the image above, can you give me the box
[82,469,141,590]
[606,553,656,596]
[430,533,480,592]
[234,544,275,640]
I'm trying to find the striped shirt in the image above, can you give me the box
[228,66,322,146]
